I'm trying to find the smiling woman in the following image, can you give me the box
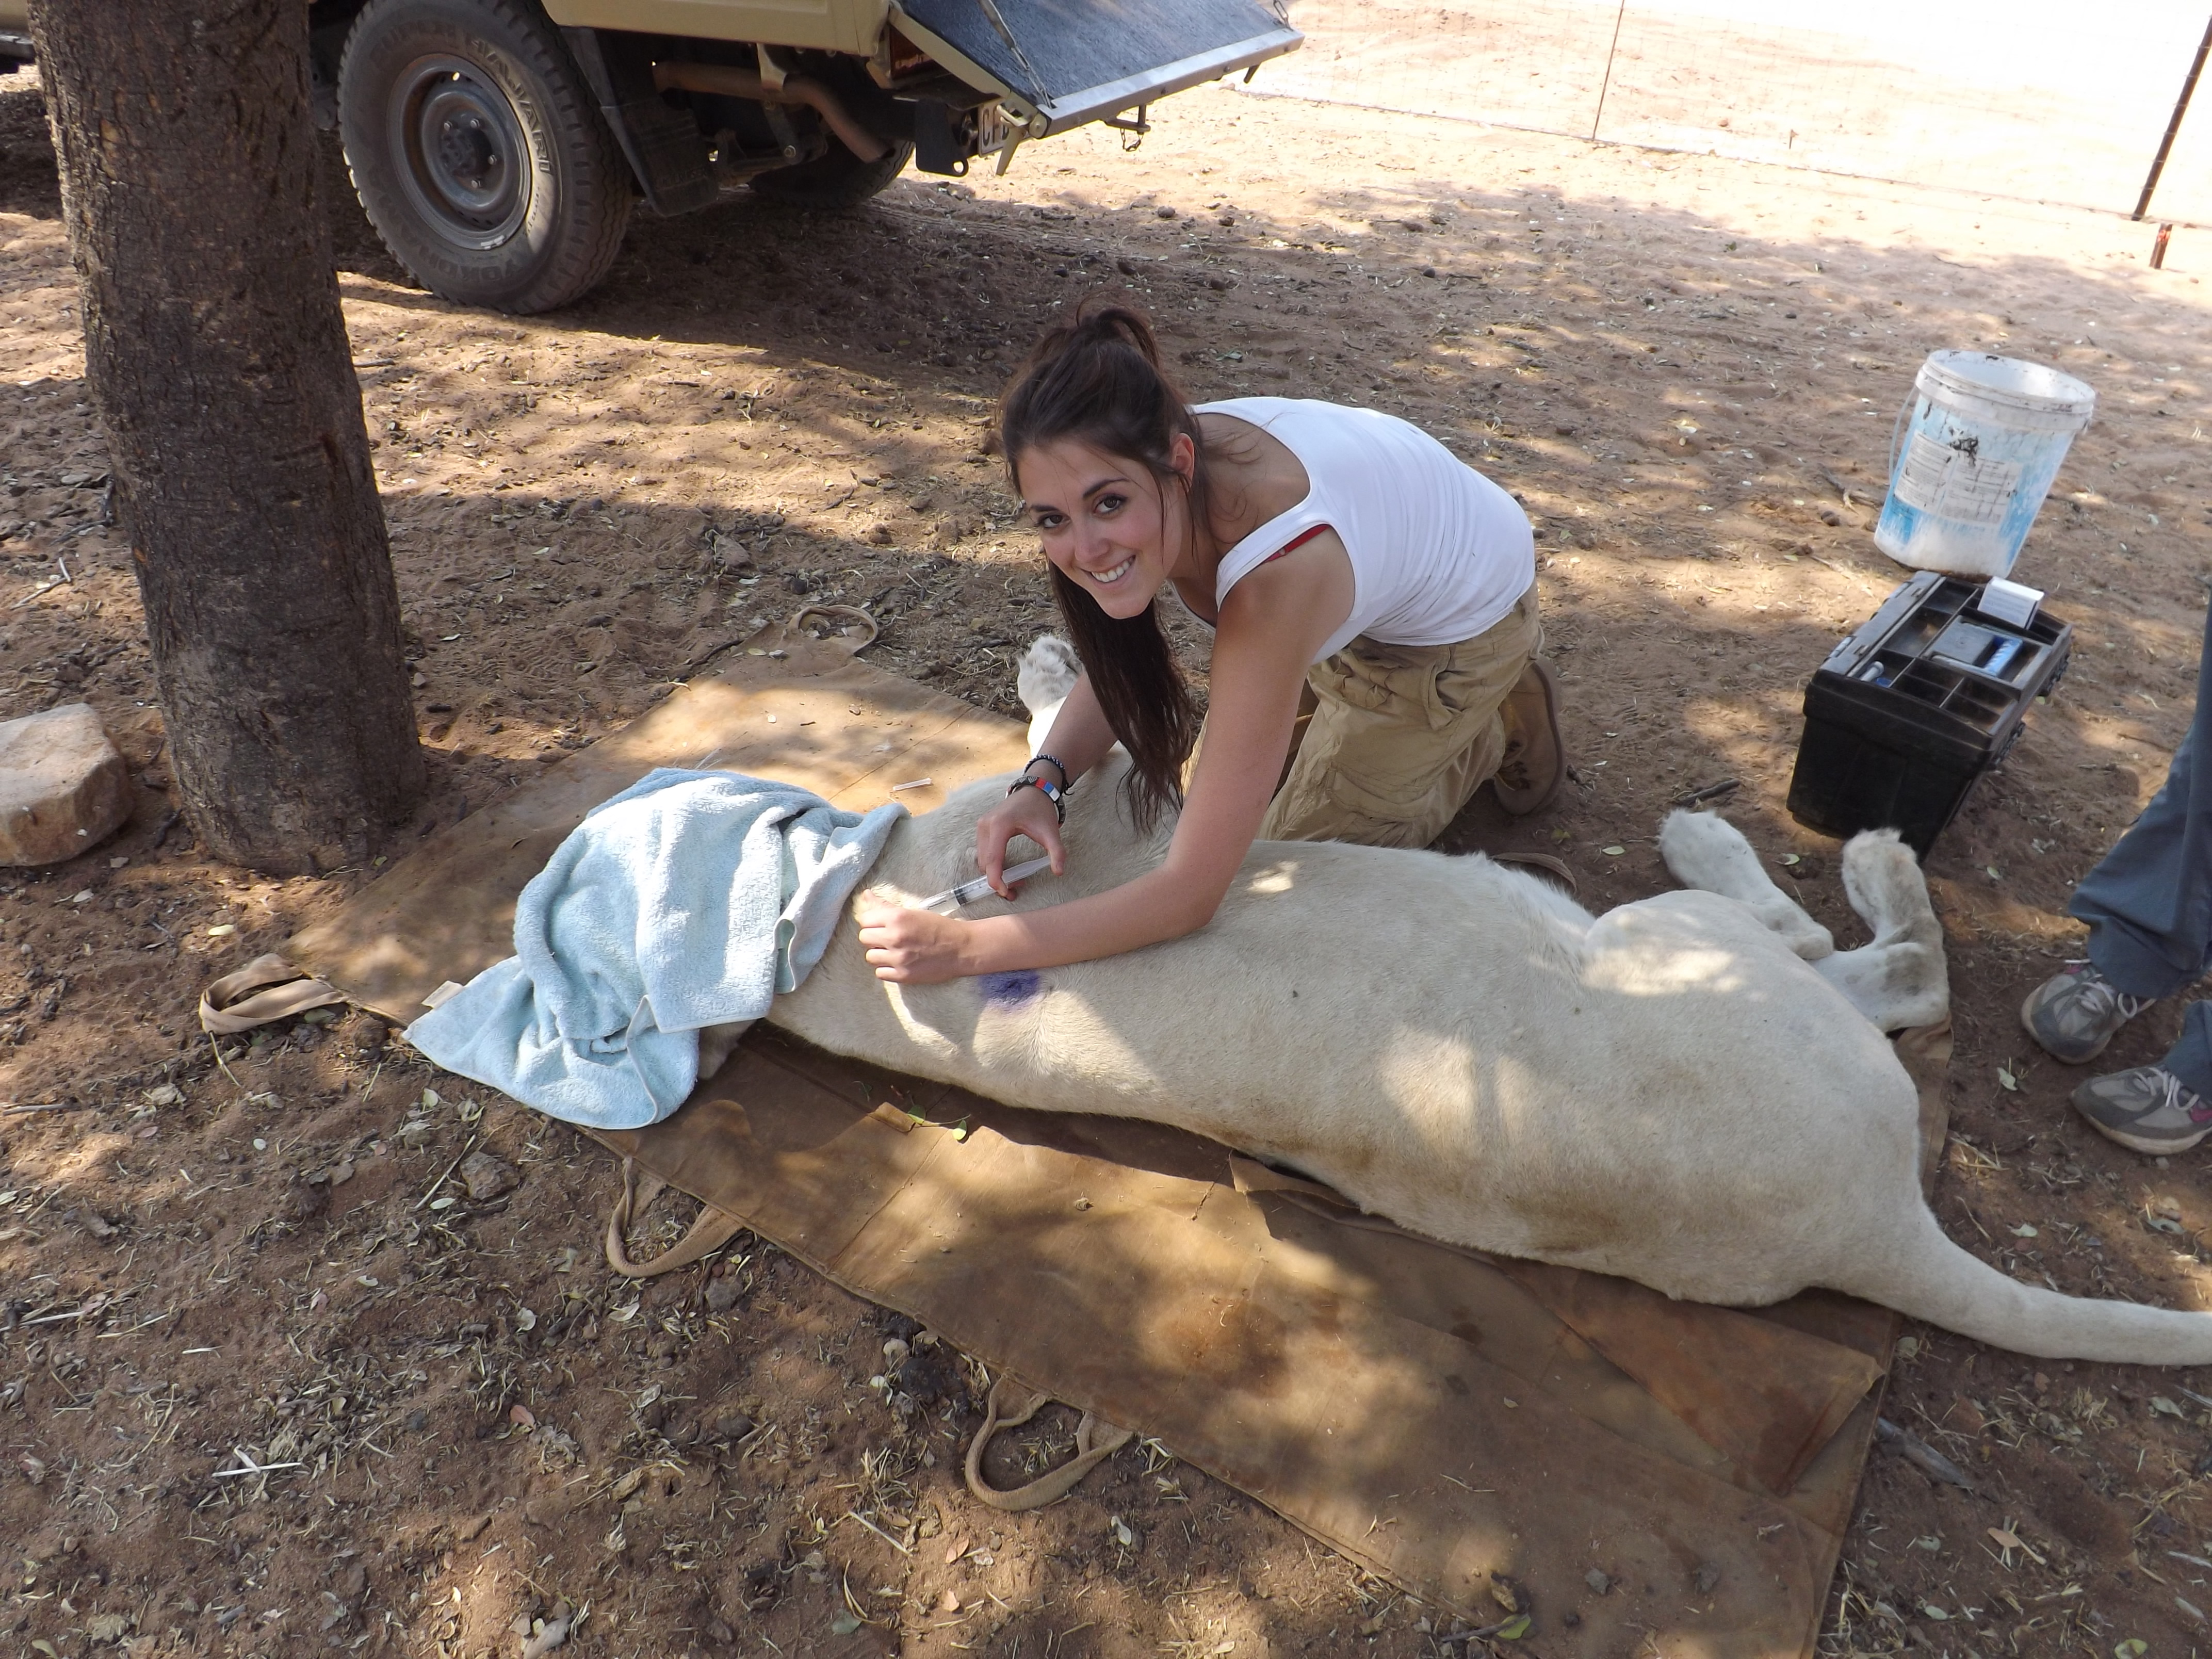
[854,302,1567,985]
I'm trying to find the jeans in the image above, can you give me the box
[2074,603,2212,1093]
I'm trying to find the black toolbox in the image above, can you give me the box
[1785,571,2071,857]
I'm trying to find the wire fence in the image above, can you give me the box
[1258,0,2212,226]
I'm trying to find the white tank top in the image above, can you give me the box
[1192,397,1534,662]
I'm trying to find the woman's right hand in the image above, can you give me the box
[972,782,1066,897]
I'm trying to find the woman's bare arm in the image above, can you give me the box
[860,536,1354,980]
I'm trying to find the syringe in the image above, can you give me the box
[917,855,1055,914]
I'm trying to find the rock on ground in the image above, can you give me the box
[457,1149,519,1201]
[0,702,133,865]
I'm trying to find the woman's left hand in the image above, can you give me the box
[855,897,973,984]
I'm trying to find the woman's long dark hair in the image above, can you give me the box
[1001,304,1210,833]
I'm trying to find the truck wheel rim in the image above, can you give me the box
[388,54,533,253]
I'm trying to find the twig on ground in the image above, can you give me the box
[10,574,68,609]
[208,1032,247,1095]
[415,1134,479,1211]
[212,1447,304,1479]
[1875,1416,1973,1489]
[1818,469,1869,515]
[842,1510,914,1554]
[25,1296,108,1325]
[684,637,748,673]
[1671,777,1741,808]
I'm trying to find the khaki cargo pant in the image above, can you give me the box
[1256,583,1543,850]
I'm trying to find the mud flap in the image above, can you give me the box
[561,27,719,215]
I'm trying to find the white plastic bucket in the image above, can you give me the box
[1874,351,2095,579]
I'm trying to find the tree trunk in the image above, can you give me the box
[28,0,425,874]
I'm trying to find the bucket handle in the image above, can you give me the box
[1886,389,1919,487]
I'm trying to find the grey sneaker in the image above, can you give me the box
[2073,1065,2212,1155]
[2021,960,2153,1063]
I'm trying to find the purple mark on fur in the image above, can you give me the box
[978,970,1043,1008]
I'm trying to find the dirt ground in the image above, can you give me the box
[4,43,2212,1659]
[1260,0,2212,226]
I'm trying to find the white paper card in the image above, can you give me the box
[1975,577,2043,630]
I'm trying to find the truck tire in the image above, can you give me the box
[750,137,914,208]
[337,0,632,313]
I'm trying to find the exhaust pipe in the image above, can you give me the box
[651,62,890,164]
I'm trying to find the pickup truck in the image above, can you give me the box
[0,0,1297,314]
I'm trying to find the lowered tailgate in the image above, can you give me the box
[889,0,1299,137]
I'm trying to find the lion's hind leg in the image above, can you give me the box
[1657,809,1834,961]
[1812,829,1949,1030]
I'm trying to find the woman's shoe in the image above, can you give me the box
[1492,659,1566,815]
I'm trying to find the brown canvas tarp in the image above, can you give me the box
[282,620,1941,1657]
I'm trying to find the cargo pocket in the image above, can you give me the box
[1432,653,1512,722]
[1430,601,1539,722]
[1316,649,1401,716]
[1319,762,1445,849]
[1338,641,1459,731]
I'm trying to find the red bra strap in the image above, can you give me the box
[1260,523,1333,563]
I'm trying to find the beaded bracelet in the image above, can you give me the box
[1023,753,1070,787]
[1006,773,1066,825]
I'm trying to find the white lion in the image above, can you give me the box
[754,639,2211,1364]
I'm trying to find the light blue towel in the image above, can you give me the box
[407,768,905,1129]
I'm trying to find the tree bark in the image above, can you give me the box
[28,0,425,874]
